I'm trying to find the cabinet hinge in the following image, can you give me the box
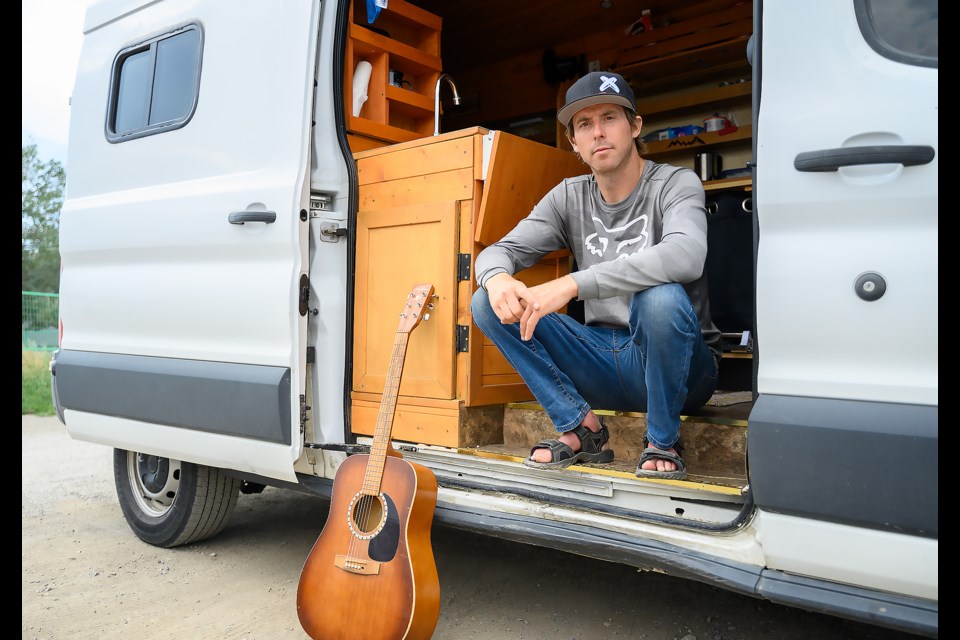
[456,325,470,352]
[306,346,316,364]
[457,253,471,281]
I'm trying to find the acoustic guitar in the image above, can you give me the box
[297,283,441,640]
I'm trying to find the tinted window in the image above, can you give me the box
[107,25,202,141]
[857,0,938,66]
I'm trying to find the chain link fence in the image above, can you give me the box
[22,291,59,351]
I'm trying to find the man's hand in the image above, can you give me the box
[484,273,578,341]
[519,275,578,340]
[484,273,531,325]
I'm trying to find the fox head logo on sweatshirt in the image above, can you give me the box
[585,214,650,259]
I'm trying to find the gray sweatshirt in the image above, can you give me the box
[475,160,721,358]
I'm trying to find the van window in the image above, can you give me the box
[106,24,203,141]
[857,0,938,66]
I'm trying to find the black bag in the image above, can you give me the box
[705,190,754,334]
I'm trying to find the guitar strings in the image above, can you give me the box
[349,322,408,562]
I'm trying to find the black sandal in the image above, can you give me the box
[523,419,615,469]
[635,437,687,480]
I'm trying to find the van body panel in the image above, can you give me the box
[749,394,938,537]
[59,0,321,480]
[54,350,292,444]
[754,0,938,407]
[432,488,937,637]
[66,410,300,481]
[754,511,938,601]
[304,0,353,447]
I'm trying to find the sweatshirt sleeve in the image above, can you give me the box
[570,169,708,300]
[474,182,569,291]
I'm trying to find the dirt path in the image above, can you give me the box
[22,414,924,640]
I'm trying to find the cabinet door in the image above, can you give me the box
[353,201,459,400]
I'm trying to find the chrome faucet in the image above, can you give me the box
[434,74,461,136]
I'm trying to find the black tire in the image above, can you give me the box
[113,448,241,548]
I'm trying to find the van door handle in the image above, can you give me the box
[228,211,277,224]
[794,145,935,172]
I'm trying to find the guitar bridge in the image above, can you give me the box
[334,554,381,575]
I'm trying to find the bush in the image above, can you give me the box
[22,350,54,416]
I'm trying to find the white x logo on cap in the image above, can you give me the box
[599,75,620,93]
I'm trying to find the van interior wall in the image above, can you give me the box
[413,0,754,174]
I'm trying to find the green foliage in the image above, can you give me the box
[22,144,65,293]
[22,351,55,416]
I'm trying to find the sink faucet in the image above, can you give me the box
[434,74,461,136]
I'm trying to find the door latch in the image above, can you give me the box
[319,221,347,243]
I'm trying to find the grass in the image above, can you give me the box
[22,350,55,416]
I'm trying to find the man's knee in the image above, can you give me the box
[471,288,495,328]
[630,283,691,328]
[631,282,685,312]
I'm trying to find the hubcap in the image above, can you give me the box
[127,451,182,516]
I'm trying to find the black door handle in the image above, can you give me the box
[228,211,277,225]
[794,145,935,172]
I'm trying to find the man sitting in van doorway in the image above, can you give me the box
[471,71,721,479]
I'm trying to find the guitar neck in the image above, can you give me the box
[362,330,409,495]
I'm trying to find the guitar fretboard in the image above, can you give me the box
[361,286,431,495]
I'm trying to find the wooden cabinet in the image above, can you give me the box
[351,127,585,448]
[345,0,442,151]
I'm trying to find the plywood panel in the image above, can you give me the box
[352,397,460,447]
[356,168,475,211]
[475,131,585,247]
[354,200,459,399]
[356,135,475,185]
[466,256,570,406]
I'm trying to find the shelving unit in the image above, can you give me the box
[645,124,752,159]
[345,0,442,150]
[616,1,753,93]
[635,81,752,121]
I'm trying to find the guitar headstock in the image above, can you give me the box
[397,283,436,334]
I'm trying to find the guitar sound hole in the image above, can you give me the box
[351,494,385,535]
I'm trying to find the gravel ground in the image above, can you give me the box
[22,414,929,640]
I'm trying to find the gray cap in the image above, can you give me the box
[557,71,637,128]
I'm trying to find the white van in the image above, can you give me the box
[51,0,937,635]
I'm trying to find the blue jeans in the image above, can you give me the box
[471,283,718,450]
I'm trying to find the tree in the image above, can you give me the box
[22,143,65,293]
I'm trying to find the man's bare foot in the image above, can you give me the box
[530,410,604,464]
[639,443,681,473]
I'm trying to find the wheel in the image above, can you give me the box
[113,448,241,548]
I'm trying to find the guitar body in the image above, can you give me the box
[297,452,440,640]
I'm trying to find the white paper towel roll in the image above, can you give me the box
[352,61,372,117]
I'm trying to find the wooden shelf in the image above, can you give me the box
[346,115,424,144]
[346,0,442,148]
[636,82,751,120]
[350,24,442,72]
[646,125,752,159]
[617,2,753,93]
[704,177,751,192]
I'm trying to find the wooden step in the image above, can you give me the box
[474,391,751,488]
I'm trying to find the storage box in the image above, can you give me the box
[644,124,705,142]
[674,124,705,137]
